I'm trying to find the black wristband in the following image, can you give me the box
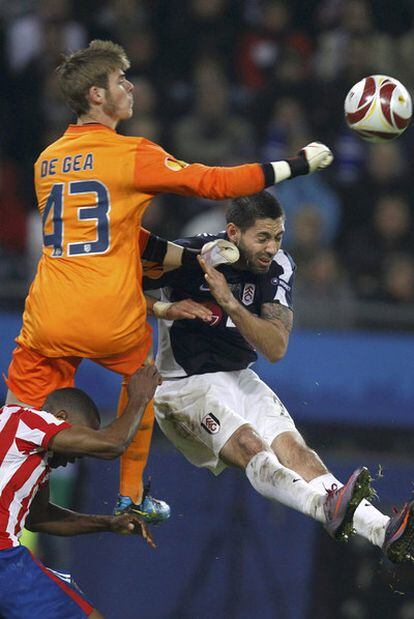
[286,153,309,177]
[261,163,276,187]
[142,233,168,263]
[182,247,200,267]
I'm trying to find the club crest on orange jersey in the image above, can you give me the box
[164,157,188,172]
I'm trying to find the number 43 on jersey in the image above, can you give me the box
[42,180,110,257]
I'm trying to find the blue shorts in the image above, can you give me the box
[0,546,94,618]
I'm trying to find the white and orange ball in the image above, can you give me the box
[344,75,412,142]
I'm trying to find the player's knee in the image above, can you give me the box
[233,425,269,467]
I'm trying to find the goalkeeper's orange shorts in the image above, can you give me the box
[5,338,152,409]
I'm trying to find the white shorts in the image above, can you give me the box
[154,368,297,475]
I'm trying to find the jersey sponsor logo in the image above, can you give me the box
[242,283,255,305]
[164,157,189,172]
[201,301,223,327]
[201,412,221,434]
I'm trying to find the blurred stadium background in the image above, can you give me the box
[1,1,414,617]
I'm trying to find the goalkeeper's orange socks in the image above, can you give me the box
[117,383,154,504]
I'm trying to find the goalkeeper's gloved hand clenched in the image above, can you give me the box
[270,141,334,183]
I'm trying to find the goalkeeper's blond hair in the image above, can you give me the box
[57,40,130,116]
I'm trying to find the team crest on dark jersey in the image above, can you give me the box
[242,283,255,305]
[201,412,221,434]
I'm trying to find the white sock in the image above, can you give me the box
[245,451,326,523]
[308,472,390,547]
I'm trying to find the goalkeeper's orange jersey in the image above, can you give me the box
[17,123,265,358]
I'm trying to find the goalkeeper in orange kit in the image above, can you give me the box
[5,39,333,522]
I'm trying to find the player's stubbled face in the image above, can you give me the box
[237,217,285,273]
[103,69,134,120]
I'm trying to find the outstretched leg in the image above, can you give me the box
[271,431,389,547]
[220,424,371,540]
[271,431,327,481]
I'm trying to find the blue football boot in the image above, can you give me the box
[114,481,171,525]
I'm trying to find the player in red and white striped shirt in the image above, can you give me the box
[0,365,160,619]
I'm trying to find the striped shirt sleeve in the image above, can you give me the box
[17,409,71,451]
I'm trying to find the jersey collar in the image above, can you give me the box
[66,123,117,134]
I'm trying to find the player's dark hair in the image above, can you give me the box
[225,191,285,231]
[44,388,100,428]
[57,40,130,116]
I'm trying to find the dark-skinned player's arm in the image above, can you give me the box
[25,480,155,548]
[198,256,292,363]
[48,366,162,460]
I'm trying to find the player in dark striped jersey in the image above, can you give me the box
[144,191,414,564]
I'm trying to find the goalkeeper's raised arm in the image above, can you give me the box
[134,139,333,200]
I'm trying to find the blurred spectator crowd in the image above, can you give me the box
[1,0,414,330]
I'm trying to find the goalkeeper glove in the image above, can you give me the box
[200,239,240,268]
[270,141,334,183]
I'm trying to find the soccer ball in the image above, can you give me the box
[344,75,412,142]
